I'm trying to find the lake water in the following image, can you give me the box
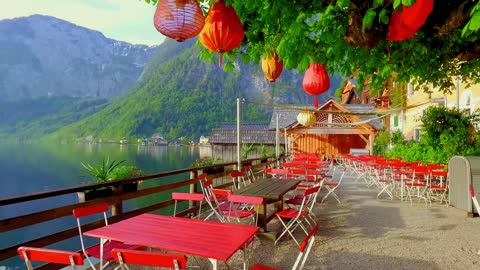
[0,143,203,269]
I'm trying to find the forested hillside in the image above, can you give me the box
[47,39,340,142]
[0,97,108,141]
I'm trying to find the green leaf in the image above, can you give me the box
[468,12,480,31]
[297,56,310,73]
[241,53,251,64]
[401,0,415,7]
[393,0,402,9]
[373,0,384,9]
[223,62,235,72]
[380,64,392,77]
[362,9,377,31]
[336,0,350,9]
[379,9,389,24]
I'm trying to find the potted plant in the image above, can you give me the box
[258,144,268,163]
[78,157,144,202]
[192,158,224,174]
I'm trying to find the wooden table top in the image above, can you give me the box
[234,177,300,201]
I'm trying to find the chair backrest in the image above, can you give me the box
[228,194,263,205]
[172,192,205,218]
[18,246,84,270]
[292,224,318,270]
[72,203,109,257]
[172,192,205,202]
[72,202,109,218]
[112,249,187,270]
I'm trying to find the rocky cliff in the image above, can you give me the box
[0,15,156,100]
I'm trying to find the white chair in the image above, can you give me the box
[275,186,320,246]
[72,203,141,270]
[172,192,205,218]
[321,167,346,204]
[251,224,318,270]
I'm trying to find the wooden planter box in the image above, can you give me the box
[203,166,224,175]
[77,182,138,203]
[77,188,113,203]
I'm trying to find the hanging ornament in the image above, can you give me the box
[303,63,330,108]
[388,0,433,41]
[153,0,205,42]
[199,1,244,67]
[261,51,283,82]
[297,111,316,127]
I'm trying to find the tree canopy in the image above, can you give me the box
[146,0,480,94]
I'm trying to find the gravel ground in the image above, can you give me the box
[111,170,480,270]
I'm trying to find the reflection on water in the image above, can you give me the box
[0,143,203,269]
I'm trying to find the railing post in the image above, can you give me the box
[111,185,123,216]
[189,170,198,214]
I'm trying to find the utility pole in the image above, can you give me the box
[236,98,241,171]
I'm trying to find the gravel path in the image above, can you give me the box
[122,170,480,270]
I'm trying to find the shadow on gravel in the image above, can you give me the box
[322,251,441,270]
[352,205,406,238]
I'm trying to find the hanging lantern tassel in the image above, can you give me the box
[199,1,244,67]
[303,63,330,108]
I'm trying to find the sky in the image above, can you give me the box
[0,0,165,45]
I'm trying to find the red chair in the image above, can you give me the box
[18,246,84,270]
[470,184,480,214]
[230,170,248,190]
[225,194,264,225]
[251,224,318,270]
[72,203,141,270]
[243,165,257,184]
[111,249,187,270]
[275,186,320,246]
[172,192,205,218]
[404,166,430,206]
[321,167,346,204]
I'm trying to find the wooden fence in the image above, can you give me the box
[0,158,269,270]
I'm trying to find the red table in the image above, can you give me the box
[84,214,259,270]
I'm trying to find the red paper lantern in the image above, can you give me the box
[303,63,330,108]
[388,0,433,41]
[261,52,283,82]
[153,0,205,42]
[199,1,244,67]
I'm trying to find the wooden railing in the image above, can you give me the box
[0,158,271,270]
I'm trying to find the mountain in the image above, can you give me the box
[0,15,156,100]
[0,97,108,141]
[47,39,341,142]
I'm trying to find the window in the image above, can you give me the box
[413,126,421,141]
[393,116,399,127]
[431,97,446,107]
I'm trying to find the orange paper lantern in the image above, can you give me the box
[153,0,205,42]
[199,1,244,67]
[388,0,433,41]
[303,63,330,108]
[261,52,284,82]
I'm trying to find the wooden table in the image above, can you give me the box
[234,177,300,233]
[84,214,258,270]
